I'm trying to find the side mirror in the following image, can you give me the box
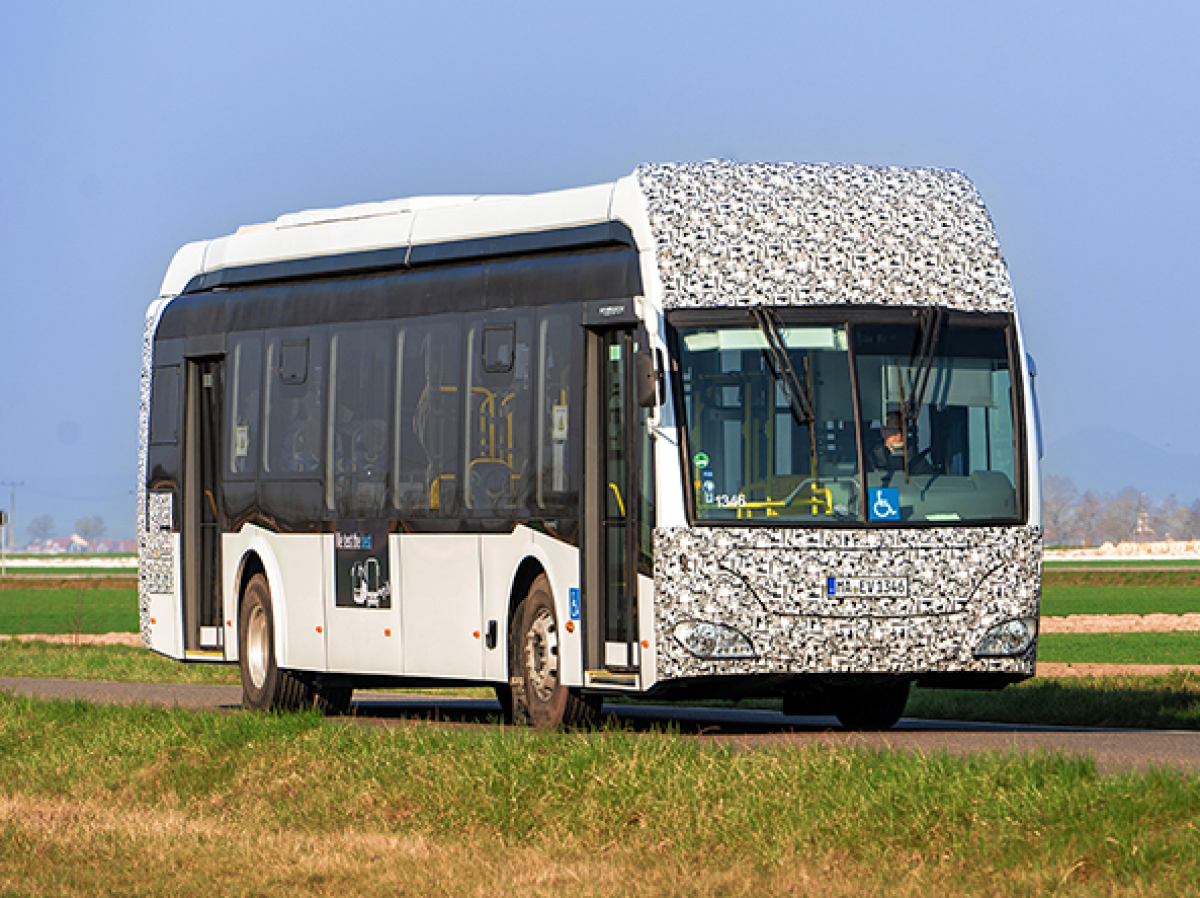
[635,346,660,408]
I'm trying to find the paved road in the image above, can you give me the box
[4,676,1199,777]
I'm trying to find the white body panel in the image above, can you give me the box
[142,532,183,658]
[205,211,415,276]
[399,534,483,678]
[477,529,533,682]
[325,534,404,675]
[217,527,584,684]
[223,526,327,672]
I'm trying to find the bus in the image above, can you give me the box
[138,161,1042,729]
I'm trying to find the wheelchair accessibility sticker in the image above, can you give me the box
[869,487,901,521]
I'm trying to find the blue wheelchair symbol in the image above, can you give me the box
[869,488,900,521]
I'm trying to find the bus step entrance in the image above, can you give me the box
[585,670,640,688]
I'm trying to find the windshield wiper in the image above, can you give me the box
[753,307,814,427]
[896,308,946,479]
[754,307,827,510]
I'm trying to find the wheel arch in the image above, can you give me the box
[231,533,289,666]
[507,555,547,646]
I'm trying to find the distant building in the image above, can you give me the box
[24,535,134,554]
[1130,503,1157,542]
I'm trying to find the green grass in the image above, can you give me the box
[1039,632,1200,665]
[5,640,1200,733]
[0,639,239,684]
[908,670,1200,730]
[1041,584,1200,616]
[1044,558,1200,568]
[0,587,137,635]
[0,695,1198,896]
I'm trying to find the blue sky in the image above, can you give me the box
[2,1,1198,539]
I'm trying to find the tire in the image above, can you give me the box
[238,573,311,712]
[509,574,599,729]
[493,684,514,724]
[830,681,911,731]
[312,683,353,716]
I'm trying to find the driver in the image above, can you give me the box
[867,410,935,474]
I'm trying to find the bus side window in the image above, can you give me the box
[263,330,327,476]
[536,311,575,510]
[330,325,392,517]
[395,318,461,515]
[227,335,262,477]
[465,312,532,516]
[149,365,180,446]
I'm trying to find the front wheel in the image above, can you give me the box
[509,574,599,729]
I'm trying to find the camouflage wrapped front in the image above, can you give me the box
[653,524,1041,680]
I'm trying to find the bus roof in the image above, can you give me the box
[159,161,1015,315]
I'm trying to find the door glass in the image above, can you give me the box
[603,332,632,646]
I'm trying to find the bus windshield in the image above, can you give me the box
[675,313,1021,525]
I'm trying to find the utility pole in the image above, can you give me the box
[0,482,22,557]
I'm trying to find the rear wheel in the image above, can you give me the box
[831,681,911,731]
[238,573,314,712]
[509,574,599,729]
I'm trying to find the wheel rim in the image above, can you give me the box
[246,603,269,690]
[524,607,559,703]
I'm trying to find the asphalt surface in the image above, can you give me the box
[4,676,1199,777]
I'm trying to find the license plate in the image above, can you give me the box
[826,576,908,598]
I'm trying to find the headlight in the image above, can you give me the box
[974,617,1038,658]
[673,620,756,660]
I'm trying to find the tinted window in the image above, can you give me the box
[227,335,262,477]
[331,324,392,517]
[465,312,533,516]
[394,317,461,514]
[536,311,577,510]
[149,366,180,445]
[264,329,327,476]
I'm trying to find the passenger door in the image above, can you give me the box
[182,357,225,658]
[583,313,648,682]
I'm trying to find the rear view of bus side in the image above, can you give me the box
[138,161,1041,729]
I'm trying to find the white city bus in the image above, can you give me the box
[138,161,1042,728]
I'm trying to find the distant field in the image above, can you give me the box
[1039,632,1200,666]
[1040,567,1200,618]
[1041,585,1200,617]
[0,588,137,635]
